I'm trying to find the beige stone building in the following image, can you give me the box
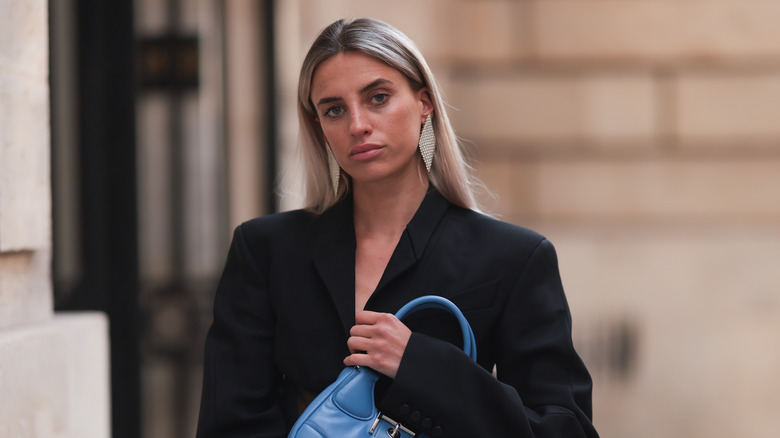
[4,0,780,437]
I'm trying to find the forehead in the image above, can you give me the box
[311,52,408,99]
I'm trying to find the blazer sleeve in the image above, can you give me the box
[196,225,286,438]
[379,238,599,438]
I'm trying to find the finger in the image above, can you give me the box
[343,350,401,379]
[349,323,397,345]
[343,349,382,368]
[355,310,403,326]
[354,310,383,325]
[346,335,372,354]
[349,323,375,338]
[343,351,369,368]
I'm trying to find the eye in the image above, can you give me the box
[323,105,344,119]
[371,93,389,105]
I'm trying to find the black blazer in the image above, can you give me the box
[196,189,598,438]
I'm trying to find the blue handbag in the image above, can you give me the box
[287,295,477,438]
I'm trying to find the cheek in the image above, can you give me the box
[395,112,422,147]
[320,125,343,148]
[402,125,420,149]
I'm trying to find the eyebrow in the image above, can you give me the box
[315,78,394,108]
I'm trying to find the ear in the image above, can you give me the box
[417,88,434,123]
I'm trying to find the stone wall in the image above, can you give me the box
[276,1,780,437]
[0,1,110,437]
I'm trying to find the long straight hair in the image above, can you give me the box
[297,18,483,214]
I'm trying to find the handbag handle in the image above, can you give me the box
[394,295,477,362]
[287,296,476,438]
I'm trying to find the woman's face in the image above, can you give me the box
[310,52,432,188]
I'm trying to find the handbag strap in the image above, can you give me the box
[394,295,477,362]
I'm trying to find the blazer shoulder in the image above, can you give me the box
[446,206,549,249]
[228,209,321,262]
[237,208,318,239]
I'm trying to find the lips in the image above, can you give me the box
[350,143,384,161]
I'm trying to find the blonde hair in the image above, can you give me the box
[298,17,483,214]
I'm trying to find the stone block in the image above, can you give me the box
[442,0,531,63]
[0,0,48,78]
[474,159,539,220]
[539,223,780,438]
[0,313,110,438]
[449,72,657,144]
[0,73,51,252]
[533,0,780,62]
[534,158,780,220]
[0,250,51,330]
[674,72,780,141]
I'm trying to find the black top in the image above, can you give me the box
[196,189,599,438]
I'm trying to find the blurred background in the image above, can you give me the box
[2,0,779,437]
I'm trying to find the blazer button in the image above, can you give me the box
[431,426,443,437]
[410,411,421,422]
[421,418,432,429]
[399,404,410,415]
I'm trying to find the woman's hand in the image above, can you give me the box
[344,311,412,379]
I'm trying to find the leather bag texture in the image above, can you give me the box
[287,295,476,438]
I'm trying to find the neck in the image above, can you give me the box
[352,174,430,239]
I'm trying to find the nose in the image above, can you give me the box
[348,107,372,137]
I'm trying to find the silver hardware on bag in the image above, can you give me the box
[387,423,400,437]
[369,412,415,437]
[369,415,381,434]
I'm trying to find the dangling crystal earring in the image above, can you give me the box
[418,114,435,172]
[326,143,340,196]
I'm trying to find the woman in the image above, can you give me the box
[196,17,598,438]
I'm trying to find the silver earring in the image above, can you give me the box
[326,143,340,196]
[418,115,435,172]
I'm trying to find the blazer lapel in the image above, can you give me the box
[370,189,451,309]
[313,189,453,331]
[312,197,357,337]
